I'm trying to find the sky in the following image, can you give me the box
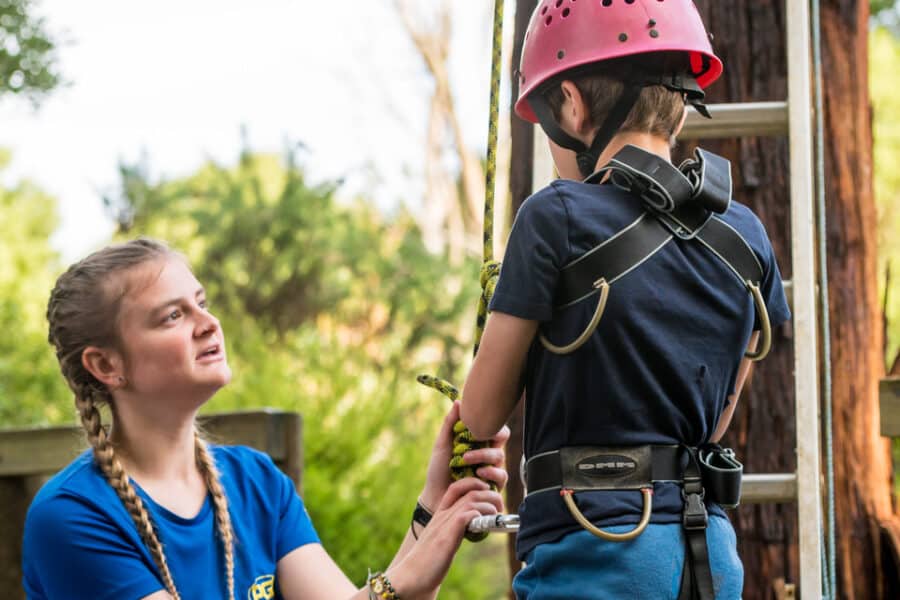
[0,0,503,261]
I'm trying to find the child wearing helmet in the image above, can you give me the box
[459,1,790,598]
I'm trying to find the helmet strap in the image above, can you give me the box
[528,83,643,180]
[578,84,643,179]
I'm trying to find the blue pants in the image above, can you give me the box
[513,515,743,600]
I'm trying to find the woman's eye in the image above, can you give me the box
[167,310,182,321]
[198,299,208,310]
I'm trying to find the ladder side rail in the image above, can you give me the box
[786,0,824,596]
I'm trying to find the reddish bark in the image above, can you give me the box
[694,1,898,597]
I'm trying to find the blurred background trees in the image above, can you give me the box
[0,0,61,104]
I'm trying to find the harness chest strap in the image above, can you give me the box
[540,145,772,361]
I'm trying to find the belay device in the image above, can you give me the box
[529,144,763,600]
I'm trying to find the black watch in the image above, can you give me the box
[412,501,433,528]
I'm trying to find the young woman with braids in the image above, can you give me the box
[22,238,508,600]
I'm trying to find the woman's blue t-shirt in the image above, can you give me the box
[489,179,791,560]
[22,445,319,599]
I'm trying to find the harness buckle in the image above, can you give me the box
[682,491,709,530]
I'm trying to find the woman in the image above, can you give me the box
[22,237,508,600]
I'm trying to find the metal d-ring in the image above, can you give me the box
[744,280,772,361]
[540,278,610,355]
[561,487,653,542]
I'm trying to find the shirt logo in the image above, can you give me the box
[248,574,275,600]
[576,454,637,477]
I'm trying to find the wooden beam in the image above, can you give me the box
[880,377,900,437]
[0,409,303,488]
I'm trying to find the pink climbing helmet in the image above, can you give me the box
[515,0,723,123]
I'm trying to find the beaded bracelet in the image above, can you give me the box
[367,569,400,600]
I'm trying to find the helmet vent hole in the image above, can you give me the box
[545,15,552,25]
[541,5,548,14]
[557,50,565,59]
[555,0,563,7]
[625,0,636,4]
[562,7,570,17]
[602,0,612,7]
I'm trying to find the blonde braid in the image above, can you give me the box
[194,433,236,600]
[75,385,182,600]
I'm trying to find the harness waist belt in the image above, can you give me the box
[525,445,684,495]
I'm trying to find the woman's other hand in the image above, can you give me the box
[388,478,503,599]
[420,400,509,510]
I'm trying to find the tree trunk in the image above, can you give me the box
[504,1,538,595]
[694,1,898,597]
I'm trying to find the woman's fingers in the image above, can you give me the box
[475,465,509,491]
[438,477,491,510]
[463,446,504,468]
[490,424,511,448]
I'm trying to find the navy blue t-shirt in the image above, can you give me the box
[489,179,791,560]
[23,445,320,599]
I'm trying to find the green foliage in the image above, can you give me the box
[103,148,507,597]
[0,0,61,104]
[873,0,897,17]
[0,156,69,424]
[871,28,900,367]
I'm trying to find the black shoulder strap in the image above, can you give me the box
[554,147,762,309]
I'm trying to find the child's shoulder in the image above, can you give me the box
[518,179,625,220]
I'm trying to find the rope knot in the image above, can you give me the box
[480,260,501,299]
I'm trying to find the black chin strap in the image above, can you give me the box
[527,72,713,179]
[529,84,644,179]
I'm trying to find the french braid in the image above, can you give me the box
[75,384,182,599]
[194,432,236,600]
[47,238,234,599]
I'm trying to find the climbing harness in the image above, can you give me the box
[415,0,505,543]
[539,144,772,363]
[525,443,742,600]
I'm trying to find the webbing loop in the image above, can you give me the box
[540,278,609,355]
[744,281,772,361]
[561,487,654,542]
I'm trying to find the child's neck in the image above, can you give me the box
[592,132,673,173]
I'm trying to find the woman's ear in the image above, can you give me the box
[82,347,125,389]
[559,80,591,139]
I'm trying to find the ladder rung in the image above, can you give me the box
[742,473,798,503]
[681,102,789,140]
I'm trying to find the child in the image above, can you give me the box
[459,2,790,599]
[23,238,508,600]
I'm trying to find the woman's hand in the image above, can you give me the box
[387,478,504,599]
[420,400,509,510]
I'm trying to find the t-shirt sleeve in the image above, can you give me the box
[753,216,791,330]
[23,495,164,600]
[489,185,569,322]
[267,456,320,559]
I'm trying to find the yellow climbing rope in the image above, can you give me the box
[416,0,504,543]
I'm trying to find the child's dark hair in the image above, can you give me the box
[543,55,688,146]
[46,238,236,600]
